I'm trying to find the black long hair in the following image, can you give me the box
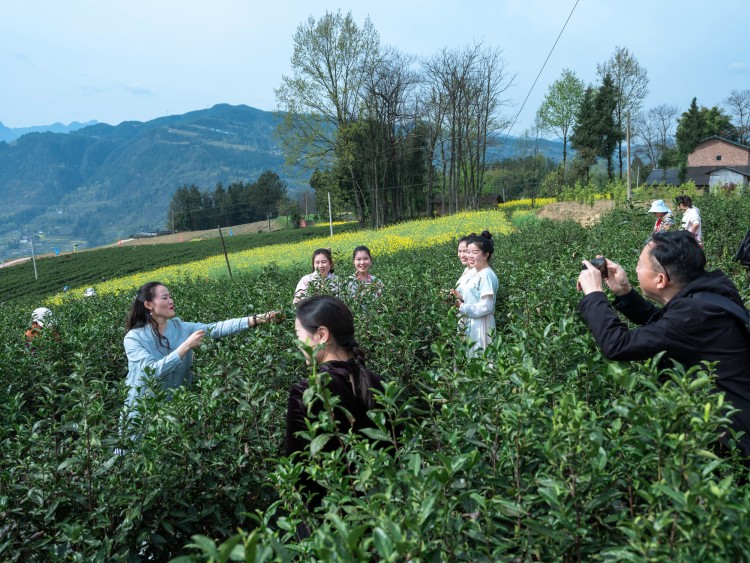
[467,230,494,261]
[311,248,334,274]
[126,281,171,349]
[296,295,378,408]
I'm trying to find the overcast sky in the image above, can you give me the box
[2,0,748,137]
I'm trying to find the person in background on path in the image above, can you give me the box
[452,231,499,354]
[294,248,339,304]
[25,307,52,344]
[285,295,386,514]
[648,199,674,233]
[677,195,702,246]
[348,245,383,298]
[577,231,750,457]
[123,281,281,416]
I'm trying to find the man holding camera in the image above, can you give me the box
[577,230,750,456]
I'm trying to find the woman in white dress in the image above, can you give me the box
[452,231,499,353]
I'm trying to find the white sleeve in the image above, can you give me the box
[460,294,495,318]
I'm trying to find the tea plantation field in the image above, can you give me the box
[0,221,361,305]
[2,194,750,561]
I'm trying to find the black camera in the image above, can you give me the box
[581,257,608,279]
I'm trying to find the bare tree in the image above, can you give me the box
[634,103,679,167]
[422,42,512,213]
[723,89,750,145]
[597,46,649,179]
[360,47,421,227]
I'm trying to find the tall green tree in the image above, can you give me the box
[597,46,649,179]
[570,87,599,183]
[675,98,707,158]
[701,106,736,140]
[275,10,380,221]
[537,68,584,180]
[595,73,622,180]
[250,171,288,220]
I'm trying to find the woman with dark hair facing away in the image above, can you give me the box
[293,248,339,304]
[286,295,385,506]
[123,281,280,413]
[452,231,499,353]
[348,245,383,298]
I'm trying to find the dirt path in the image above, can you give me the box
[111,219,281,246]
[535,200,614,227]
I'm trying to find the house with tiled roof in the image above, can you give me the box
[646,136,750,190]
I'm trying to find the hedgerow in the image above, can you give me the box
[2,193,750,561]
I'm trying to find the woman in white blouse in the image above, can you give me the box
[452,231,499,354]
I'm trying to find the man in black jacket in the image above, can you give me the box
[577,230,750,456]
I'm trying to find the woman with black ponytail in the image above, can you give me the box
[123,281,280,415]
[286,295,385,504]
[452,230,499,354]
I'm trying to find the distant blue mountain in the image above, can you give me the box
[0,120,99,143]
[488,135,568,162]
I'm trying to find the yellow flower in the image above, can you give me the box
[58,211,515,298]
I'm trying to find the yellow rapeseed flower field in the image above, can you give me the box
[498,197,556,209]
[53,210,515,300]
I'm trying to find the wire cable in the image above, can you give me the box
[505,0,581,138]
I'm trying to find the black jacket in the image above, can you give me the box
[284,360,385,506]
[579,270,750,455]
[285,360,384,456]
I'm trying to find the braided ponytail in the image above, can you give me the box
[296,295,379,409]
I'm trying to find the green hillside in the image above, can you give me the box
[0,104,311,255]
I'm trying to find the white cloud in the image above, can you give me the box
[728,62,750,73]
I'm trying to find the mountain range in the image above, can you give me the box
[0,104,565,260]
[0,120,99,143]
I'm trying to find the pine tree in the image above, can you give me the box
[595,73,622,180]
[570,87,599,183]
[675,98,706,158]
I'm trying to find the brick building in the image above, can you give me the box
[647,136,750,190]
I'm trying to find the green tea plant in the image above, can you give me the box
[2,192,750,560]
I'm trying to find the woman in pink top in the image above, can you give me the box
[294,248,339,304]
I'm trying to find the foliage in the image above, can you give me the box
[168,172,289,231]
[276,12,514,227]
[3,195,750,560]
[485,155,556,201]
[596,46,650,179]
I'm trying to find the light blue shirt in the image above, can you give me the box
[123,316,249,410]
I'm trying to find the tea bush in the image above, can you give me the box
[2,193,750,560]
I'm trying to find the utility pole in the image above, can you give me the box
[30,234,38,280]
[626,111,632,200]
[328,192,333,238]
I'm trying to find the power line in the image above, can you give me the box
[505,0,581,138]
